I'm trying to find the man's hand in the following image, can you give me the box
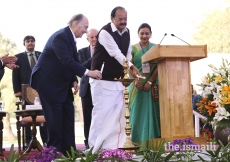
[15,92,22,97]
[6,64,19,69]
[130,65,141,78]
[87,70,102,79]
[73,81,80,95]
[1,54,18,65]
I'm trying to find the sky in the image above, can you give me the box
[0,0,225,51]
[0,0,228,91]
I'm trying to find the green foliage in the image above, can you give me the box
[53,146,81,162]
[198,140,230,162]
[137,139,174,162]
[0,144,26,162]
[215,118,230,128]
[54,146,102,162]
[0,32,19,55]
[174,151,198,162]
[193,6,230,53]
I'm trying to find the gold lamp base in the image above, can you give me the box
[115,59,141,154]
[119,137,140,153]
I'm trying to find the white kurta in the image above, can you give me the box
[88,79,126,153]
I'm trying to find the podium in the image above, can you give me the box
[142,45,207,138]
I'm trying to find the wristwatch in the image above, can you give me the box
[147,81,152,85]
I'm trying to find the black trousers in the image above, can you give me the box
[39,94,76,154]
[81,85,93,146]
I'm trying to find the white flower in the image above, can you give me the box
[213,107,230,121]
[227,66,230,72]
[211,68,220,74]
[201,76,211,85]
[198,59,230,124]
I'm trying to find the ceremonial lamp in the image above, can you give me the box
[115,59,140,153]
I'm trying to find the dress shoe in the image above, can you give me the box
[85,144,89,150]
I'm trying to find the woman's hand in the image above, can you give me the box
[143,82,152,91]
[134,80,143,90]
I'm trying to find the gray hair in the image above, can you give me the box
[68,14,84,26]
[86,28,98,37]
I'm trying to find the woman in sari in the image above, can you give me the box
[129,23,160,149]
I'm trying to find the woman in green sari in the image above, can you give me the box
[129,23,160,149]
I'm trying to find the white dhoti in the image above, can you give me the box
[88,79,126,153]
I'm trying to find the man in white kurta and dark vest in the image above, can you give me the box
[89,6,140,153]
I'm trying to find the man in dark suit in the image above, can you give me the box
[78,28,98,150]
[30,14,102,154]
[12,35,48,147]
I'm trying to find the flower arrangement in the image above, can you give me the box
[23,146,132,162]
[97,149,133,162]
[4,142,230,162]
[196,59,230,128]
[25,146,63,162]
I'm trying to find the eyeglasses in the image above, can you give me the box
[114,17,127,22]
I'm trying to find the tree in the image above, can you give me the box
[0,32,20,140]
[193,6,230,53]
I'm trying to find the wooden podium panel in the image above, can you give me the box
[142,45,207,138]
[142,45,207,63]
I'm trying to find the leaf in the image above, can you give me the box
[70,146,75,159]
[216,119,230,128]
[214,144,221,157]
[8,144,14,162]
[164,152,175,161]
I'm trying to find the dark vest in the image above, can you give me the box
[91,23,130,81]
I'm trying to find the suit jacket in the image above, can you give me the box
[0,69,4,81]
[12,51,40,93]
[30,26,86,102]
[78,46,92,97]
[0,61,4,81]
[0,61,3,69]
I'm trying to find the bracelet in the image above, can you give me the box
[147,81,152,85]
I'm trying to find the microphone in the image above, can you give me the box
[159,33,167,44]
[171,34,191,45]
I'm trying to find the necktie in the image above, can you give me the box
[29,53,36,69]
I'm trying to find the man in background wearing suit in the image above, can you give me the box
[30,14,102,154]
[12,35,48,147]
[78,28,98,150]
